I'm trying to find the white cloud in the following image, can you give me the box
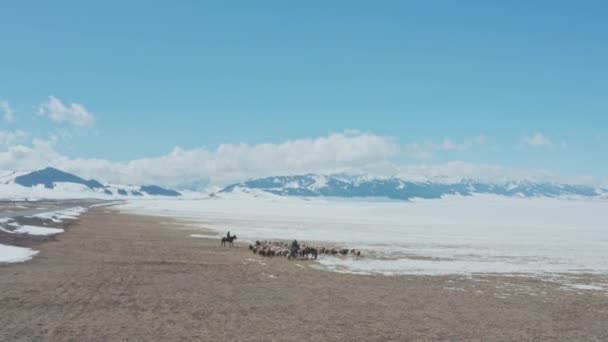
[404,135,486,159]
[1,100,14,123]
[0,131,400,186]
[37,96,95,127]
[0,130,27,146]
[1,131,603,188]
[524,132,552,148]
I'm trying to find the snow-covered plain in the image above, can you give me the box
[119,191,608,280]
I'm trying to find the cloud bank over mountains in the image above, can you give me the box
[1,132,398,187]
[1,130,605,188]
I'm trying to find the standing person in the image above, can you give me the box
[290,239,299,259]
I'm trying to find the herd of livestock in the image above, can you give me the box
[248,240,362,260]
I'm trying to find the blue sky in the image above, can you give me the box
[1,1,607,185]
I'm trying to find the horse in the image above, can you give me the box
[301,246,318,260]
[221,235,237,247]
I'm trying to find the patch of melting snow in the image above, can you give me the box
[31,206,87,221]
[14,225,64,236]
[244,258,267,266]
[0,243,38,263]
[0,205,90,263]
[1,220,64,236]
[190,234,218,239]
[562,284,608,291]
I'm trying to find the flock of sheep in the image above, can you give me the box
[248,240,362,260]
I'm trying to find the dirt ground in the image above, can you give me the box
[1,208,607,341]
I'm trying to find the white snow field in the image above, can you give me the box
[119,191,608,281]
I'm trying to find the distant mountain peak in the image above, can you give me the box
[220,174,606,200]
[139,185,180,197]
[15,167,103,189]
[8,167,181,197]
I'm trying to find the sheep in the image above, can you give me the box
[247,239,362,261]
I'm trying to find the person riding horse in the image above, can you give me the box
[221,234,237,247]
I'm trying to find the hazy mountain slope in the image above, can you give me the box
[0,167,181,198]
[221,174,605,200]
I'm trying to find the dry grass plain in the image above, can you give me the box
[1,208,607,341]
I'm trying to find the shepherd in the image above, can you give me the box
[289,239,300,260]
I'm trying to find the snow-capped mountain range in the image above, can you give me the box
[221,174,608,200]
[1,168,606,201]
[0,167,181,199]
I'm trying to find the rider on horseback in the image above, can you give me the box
[221,232,237,247]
